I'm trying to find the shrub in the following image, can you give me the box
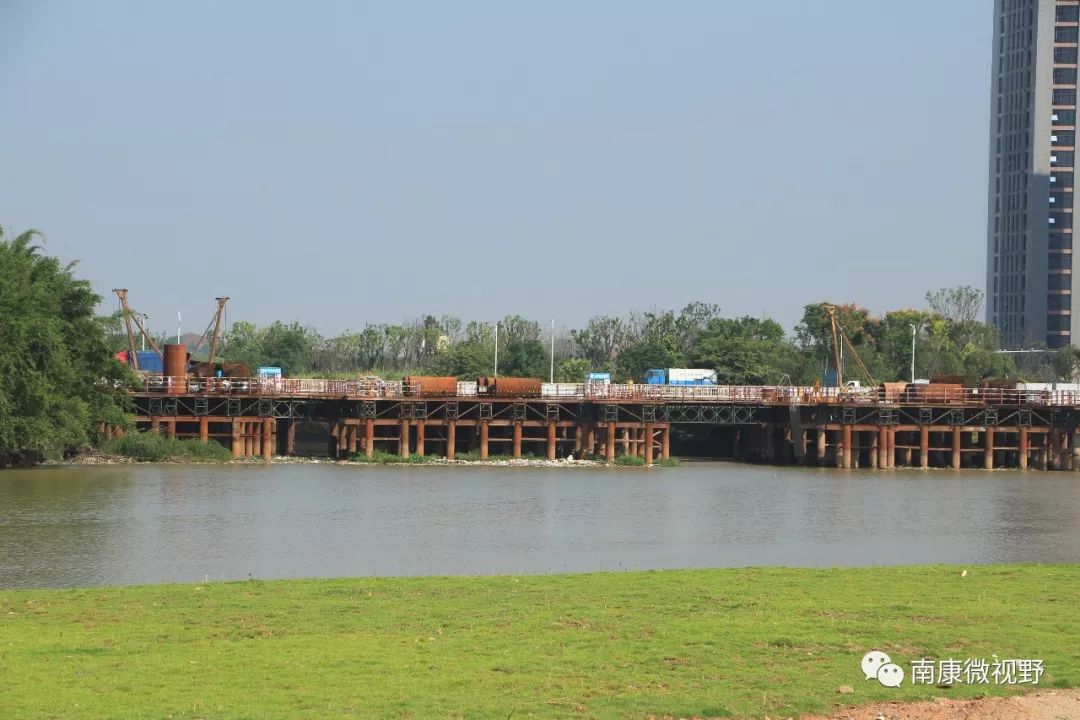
[103,432,232,462]
[613,455,646,466]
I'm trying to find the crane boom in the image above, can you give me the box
[208,297,229,365]
[112,288,139,369]
[823,304,877,388]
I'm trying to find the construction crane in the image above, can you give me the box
[823,303,877,388]
[112,289,163,370]
[189,296,229,364]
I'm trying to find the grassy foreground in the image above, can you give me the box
[0,566,1077,719]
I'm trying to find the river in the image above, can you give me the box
[1,462,1078,588]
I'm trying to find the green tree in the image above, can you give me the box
[614,342,682,383]
[554,357,591,383]
[690,316,790,385]
[0,228,130,465]
[1053,345,1080,383]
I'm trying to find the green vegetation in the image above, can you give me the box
[102,432,232,462]
[0,228,131,466]
[0,565,1075,718]
[346,450,612,464]
[212,286,1071,385]
[613,454,647,466]
[348,450,444,465]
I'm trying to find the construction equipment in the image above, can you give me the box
[112,289,163,371]
[823,304,877,388]
[189,297,229,365]
[187,296,253,378]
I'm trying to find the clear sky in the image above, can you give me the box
[1,0,991,337]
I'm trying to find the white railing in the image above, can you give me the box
[134,377,1080,407]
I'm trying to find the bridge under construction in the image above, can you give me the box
[118,372,1080,471]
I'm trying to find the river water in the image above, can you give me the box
[0,462,1078,588]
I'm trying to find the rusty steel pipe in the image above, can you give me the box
[164,343,188,395]
[403,376,459,397]
[490,377,543,397]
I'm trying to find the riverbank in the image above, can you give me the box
[50,451,615,468]
[53,446,683,467]
[0,565,1075,719]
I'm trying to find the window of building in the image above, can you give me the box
[1054,130,1076,146]
[1053,88,1076,105]
[1049,334,1070,348]
[1056,47,1079,65]
[1048,314,1072,332]
[1048,293,1071,311]
[1057,5,1080,23]
[1049,273,1072,291]
[1053,150,1076,166]
[1053,171,1076,188]
[1050,253,1074,270]
[1055,67,1078,85]
[1053,109,1077,125]
[1056,26,1079,43]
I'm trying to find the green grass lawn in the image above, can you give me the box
[0,566,1077,719]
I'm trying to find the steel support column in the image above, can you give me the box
[951,427,961,470]
[1019,427,1029,470]
[232,418,243,459]
[919,426,929,469]
[263,418,274,461]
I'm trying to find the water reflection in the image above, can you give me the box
[0,462,1078,588]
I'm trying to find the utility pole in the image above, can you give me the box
[493,322,499,377]
[909,324,917,383]
[550,319,555,383]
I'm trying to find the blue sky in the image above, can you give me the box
[1,1,991,336]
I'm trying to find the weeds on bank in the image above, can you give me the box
[101,432,233,462]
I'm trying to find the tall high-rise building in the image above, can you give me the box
[987,0,1080,349]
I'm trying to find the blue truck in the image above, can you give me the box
[644,368,718,385]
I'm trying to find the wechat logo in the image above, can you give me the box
[862,650,904,687]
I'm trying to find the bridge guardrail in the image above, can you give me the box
[133,377,1080,407]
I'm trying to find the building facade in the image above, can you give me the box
[988,0,1080,349]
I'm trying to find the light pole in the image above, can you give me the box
[550,319,555,383]
[909,324,918,383]
[493,322,499,377]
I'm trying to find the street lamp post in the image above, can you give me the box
[493,322,499,378]
[909,324,918,384]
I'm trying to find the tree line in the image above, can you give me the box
[6,224,1080,465]
[214,288,1040,386]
